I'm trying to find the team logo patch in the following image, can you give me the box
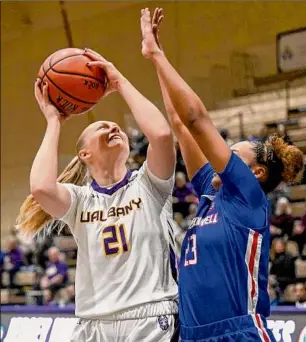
[157,315,169,331]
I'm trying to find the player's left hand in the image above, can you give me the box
[84,48,125,96]
[141,8,164,59]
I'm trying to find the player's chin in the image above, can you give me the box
[107,138,127,149]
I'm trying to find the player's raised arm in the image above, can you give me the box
[85,49,175,180]
[141,8,231,173]
[141,8,207,180]
[16,80,76,234]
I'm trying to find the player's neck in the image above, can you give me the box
[90,164,128,187]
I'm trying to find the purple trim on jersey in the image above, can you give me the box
[91,170,132,195]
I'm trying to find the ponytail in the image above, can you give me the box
[16,157,87,236]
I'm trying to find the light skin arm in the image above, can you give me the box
[141,8,231,173]
[85,49,175,180]
[30,80,71,218]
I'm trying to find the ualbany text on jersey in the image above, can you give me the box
[80,198,142,222]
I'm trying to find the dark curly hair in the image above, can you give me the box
[253,135,304,193]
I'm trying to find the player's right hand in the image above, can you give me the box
[34,79,69,123]
[84,48,125,97]
[141,8,164,59]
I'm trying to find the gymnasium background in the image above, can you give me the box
[1,1,306,341]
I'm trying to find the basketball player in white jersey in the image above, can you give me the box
[17,48,179,341]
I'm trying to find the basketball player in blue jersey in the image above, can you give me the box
[141,8,305,342]
[17,49,180,341]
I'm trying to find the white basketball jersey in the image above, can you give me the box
[59,162,178,319]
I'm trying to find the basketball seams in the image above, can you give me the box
[40,53,85,82]
[42,64,97,105]
[49,51,106,84]
[51,68,106,85]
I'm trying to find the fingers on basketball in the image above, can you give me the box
[34,79,43,103]
[42,82,50,103]
[84,48,106,63]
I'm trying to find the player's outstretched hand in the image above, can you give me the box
[34,79,69,123]
[141,8,164,59]
[84,48,125,96]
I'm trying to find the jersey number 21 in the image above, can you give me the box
[102,223,130,257]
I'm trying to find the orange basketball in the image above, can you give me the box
[38,48,106,115]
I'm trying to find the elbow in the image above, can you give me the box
[156,126,173,143]
[149,126,174,149]
[30,184,56,200]
[184,107,208,134]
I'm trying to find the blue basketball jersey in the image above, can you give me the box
[179,153,271,327]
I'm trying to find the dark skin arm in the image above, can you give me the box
[141,8,231,173]
[141,8,208,179]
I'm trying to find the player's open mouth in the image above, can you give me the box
[108,134,122,142]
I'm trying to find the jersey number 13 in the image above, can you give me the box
[184,234,197,266]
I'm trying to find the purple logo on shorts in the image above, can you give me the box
[158,315,169,331]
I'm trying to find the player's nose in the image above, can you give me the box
[110,125,120,134]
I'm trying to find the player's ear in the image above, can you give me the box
[78,148,91,162]
[252,165,267,180]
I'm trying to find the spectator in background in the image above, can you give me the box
[267,187,290,216]
[174,212,189,230]
[175,144,187,174]
[270,238,296,291]
[277,124,293,145]
[59,283,75,306]
[0,249,5,288]
[40,247,68,304]
[4,237,24,289]
[289,218,306,258]
[173,172,198,217]
[258,126,269,143]
[220,128,234,147]
[268,276,280,306]
[294,283,306,308]
[185,204,198,227]
[35,235,53,270]
[13,228,36,266]
[302,155,306,185]
[270,197,294,238]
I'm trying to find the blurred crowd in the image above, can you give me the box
[1,125,305,308]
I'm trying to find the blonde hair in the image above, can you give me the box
[16,156,87,237]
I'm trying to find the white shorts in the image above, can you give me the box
[70,301,179,342]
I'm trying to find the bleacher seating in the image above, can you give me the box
[15,271,36,286]
[68,268,76,283]
[291,203,306,217]
[286,241,299,258]
[209,85,306,152]
[288,185,306,202]
[54,236,77,251]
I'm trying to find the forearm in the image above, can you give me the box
[152,52,208,126]
[30,118,61,192]
[118,78,172,145]
[151,52,231,172]
[156,67,208,178]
